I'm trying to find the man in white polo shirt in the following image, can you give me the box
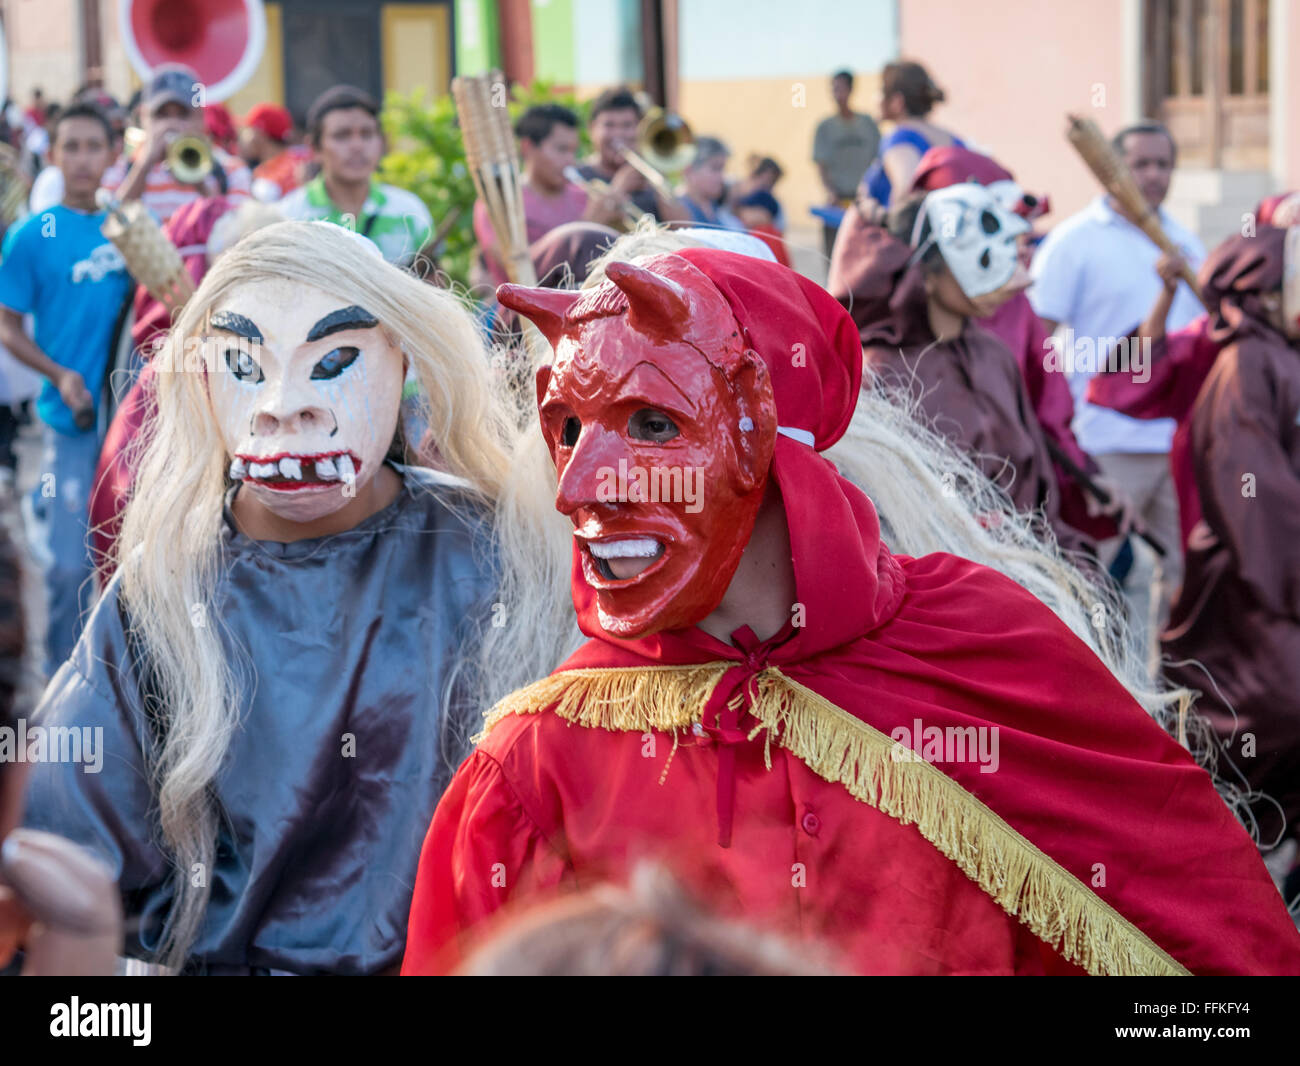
[1029,120,1203,623]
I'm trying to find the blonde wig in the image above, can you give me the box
[113,220,572,967]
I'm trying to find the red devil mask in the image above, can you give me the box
[499,249,866,644]
[501,254,779,637]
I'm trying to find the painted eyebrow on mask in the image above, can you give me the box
[611,360,698,415]
[307,305,380,342]
[209,311,263,343]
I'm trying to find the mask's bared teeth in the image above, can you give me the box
[316,456,339,480]
[250,461,278,479]
[229,457,247,480]
[279,457,303,480]
[589,537,661,560]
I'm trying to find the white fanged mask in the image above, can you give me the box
[205,279,405,524]
[914,182,1030,299]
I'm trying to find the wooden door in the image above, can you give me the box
[1144,0,1270,170]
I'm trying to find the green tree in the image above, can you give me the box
[379,82,592,289]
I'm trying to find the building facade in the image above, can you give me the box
[2,1,1295,255]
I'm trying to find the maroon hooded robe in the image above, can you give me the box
[1161,226,1300,848]
[827,209,1095,560]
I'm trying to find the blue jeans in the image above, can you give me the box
[26,424,101,676]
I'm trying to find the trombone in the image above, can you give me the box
[616,108,696,210]
[566,108,696,229]
[563,165,646,230]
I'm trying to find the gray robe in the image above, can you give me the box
[22,465,498,974]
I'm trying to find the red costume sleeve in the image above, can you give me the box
[401,747,569,975]
[1087,314,1218,424]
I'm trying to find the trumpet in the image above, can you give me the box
[563,165,646,230]
[167,134,214,185]
[122,127,215,185]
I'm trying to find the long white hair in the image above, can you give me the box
[114,221,572,968]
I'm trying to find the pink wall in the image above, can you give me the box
[1285,15,1300,192]
[898,0,1134,227]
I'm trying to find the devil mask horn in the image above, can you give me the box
[604,260,692,341]
[496,284,581,346]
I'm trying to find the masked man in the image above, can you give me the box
[1088,196,1300,550]
[402,249,1300,975]
[908,147,1124,544]
[22,221,564,974]
[1160,224,1300,872]
[830,184,1099,560]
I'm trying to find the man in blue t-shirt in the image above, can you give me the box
[0,103,130,673]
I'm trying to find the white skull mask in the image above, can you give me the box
[914,183,1030,299]
[204,278,406,525]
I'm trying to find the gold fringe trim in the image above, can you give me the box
[475,662,733,742]
[479,662,1189,976]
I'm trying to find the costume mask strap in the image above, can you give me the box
[776,425,815,448]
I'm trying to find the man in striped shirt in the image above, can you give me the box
[278,86,432,268]
[100,64,252,226]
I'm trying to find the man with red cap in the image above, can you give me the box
[239,103,310,203]
[401,249,1300,975]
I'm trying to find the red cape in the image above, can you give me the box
[406,248,1297,974]
[404,439,1300,975]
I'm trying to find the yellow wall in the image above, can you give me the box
[382,4,451,98]
[218,3,452,118]
[225,2,285,117]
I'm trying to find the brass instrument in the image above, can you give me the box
[563,165,645,230]
[167,134,214,185]
[617,108,696,208]
[122,127,214,185]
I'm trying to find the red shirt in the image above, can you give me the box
[404,545,1300,976]
[474,181,589,286]
[251,145,312,202]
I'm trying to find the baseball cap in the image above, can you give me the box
[244,103,293,143]
[145,64,200,113]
